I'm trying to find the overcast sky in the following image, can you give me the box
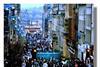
[21,4,44,23]
[21,4,44,10]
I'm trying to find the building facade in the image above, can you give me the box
[77,4,95,61]
[43,4,77,58]
[42,4,95,60]
[4,4,20,44]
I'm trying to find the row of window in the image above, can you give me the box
[78,5,92,44]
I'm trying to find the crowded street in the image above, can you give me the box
[4,4,95,67]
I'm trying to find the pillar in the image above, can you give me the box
[63,36,70,58]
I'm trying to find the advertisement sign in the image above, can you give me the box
[36,52,60,59]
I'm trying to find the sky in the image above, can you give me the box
[20,4,44,24]
[21,4,44,10]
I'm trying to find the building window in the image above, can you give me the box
[78,6,85,32]
[85,15,91,27]
[79,15,84,20]
[85,30,91,44]
[86,7,92,14]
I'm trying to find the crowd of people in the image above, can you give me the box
[4,32,94,67]
[21,42,94,67]
[26,32,53,52]
[21,32,94,67]
[21,56,94,67]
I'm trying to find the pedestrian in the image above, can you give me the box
[75,62,78,67]
[79,61,86,67]
[43,60,48,67]
[86,61,91,67]
[39,59,43,67]
[26,61,29,67]
[61,58,67,67]
[21,60,26,67]
[48,60,53,67]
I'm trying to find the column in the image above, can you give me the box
[63,35,70,58]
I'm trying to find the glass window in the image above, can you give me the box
[85,30,91,43]
[86,8,92,14]
[78,20,84,31]
[79,7,85,15]
[59,5,64,11]
[85,15,91,27]
[79,15,84,20]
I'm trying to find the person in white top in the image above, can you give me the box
[22,60,26,67]
[61,58,67,67]
[43,60,48,67]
